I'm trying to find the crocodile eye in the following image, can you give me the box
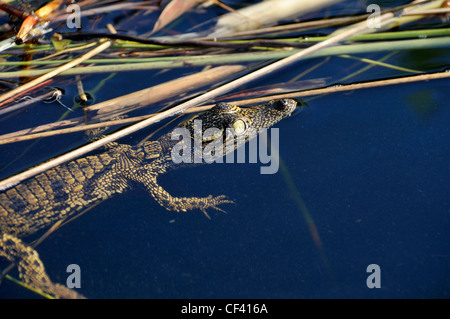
[231,119,247,136]
[275,99,290,110]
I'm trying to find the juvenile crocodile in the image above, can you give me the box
[0,99,297,298]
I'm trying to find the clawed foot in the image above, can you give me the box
[197,195,235,219]
[168,195,235,219]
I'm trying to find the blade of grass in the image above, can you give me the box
[338,54,423,74]
[334,51,399,84]
[4,274,55,299]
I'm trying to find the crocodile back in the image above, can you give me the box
[0,151,126,238]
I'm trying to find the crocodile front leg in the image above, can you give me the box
[0,233,84,299]
[129,170,234,218]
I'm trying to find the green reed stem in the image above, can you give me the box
[0,36,448,78]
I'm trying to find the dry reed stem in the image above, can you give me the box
[219,70,450,107]
[0,115,150,144]
[87,64,246,120]
[0,40,112,104]
[0,117,86,139]
[178,70,450,111]
[212,16,364,39]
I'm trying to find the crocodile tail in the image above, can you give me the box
[0,233,85,299]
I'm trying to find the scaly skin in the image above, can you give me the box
[0,99,297,298]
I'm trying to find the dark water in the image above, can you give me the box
[0,0,449,299]
[2,78,448,299]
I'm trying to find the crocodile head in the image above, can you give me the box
[166,99,297,163]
